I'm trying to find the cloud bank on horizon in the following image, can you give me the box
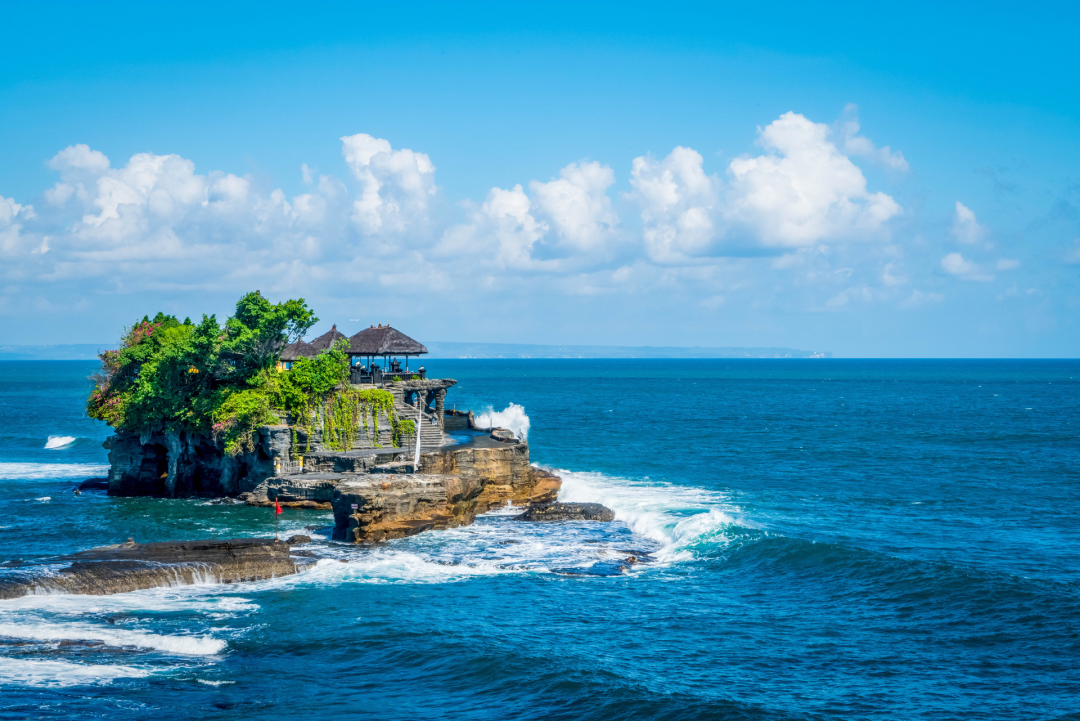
[2,109,1032,312]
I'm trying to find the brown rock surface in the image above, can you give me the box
[331,473,486,542]
[0,538,314,599]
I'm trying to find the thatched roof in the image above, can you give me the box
[306,325,349,353]
[279,340,314,362]
[347,326,428,356]
[280,325,349,361]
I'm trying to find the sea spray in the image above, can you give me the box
[475,403,530,440]
[0,462,108,480]
[555,469,755,563]
[44,436,77,449]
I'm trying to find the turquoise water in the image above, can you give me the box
[1,359,1078,720]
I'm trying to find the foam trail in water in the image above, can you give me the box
[44,435,77,449]
[0,658,151,687]
[475,403,530,440]
[0,622,226,655]
[0,462,109,480]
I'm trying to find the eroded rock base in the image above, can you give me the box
[0,538,314,599]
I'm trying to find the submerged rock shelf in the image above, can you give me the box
[0,538,314,600]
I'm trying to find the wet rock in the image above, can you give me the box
[331,473,485,543]
[489,428,516,442]
[370,461,417,474]
[285,535,311,545]
[515,502,615,522]
[0,538,314,599]
[77,477,109,491]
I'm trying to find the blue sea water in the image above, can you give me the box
[0,359,1078,720]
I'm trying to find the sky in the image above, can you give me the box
[1,1,1078,357]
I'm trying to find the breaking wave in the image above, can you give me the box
[555,469,756,563]
[0,622,226,656]
[0,657,151,687]
[475,403,530,440]
[0,462,109,480]
[44,435,78,449]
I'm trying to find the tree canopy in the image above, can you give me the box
[87,291,327,454]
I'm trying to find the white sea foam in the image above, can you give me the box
[0,621,226,655]
[0,657,151,687]
[44,435,78,449]
[198,679,235,686]
[555,469,749,562]
[0,462,109,480]
[475,403,530,440]
[0,587,258,616]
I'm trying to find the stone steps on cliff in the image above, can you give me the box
[394,400,444,448]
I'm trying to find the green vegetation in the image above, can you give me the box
[87,291,411,456]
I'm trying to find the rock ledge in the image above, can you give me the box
[516,502,615,522]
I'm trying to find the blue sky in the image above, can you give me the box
[2,1,1078,356]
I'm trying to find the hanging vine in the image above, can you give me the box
[319,388,413,450]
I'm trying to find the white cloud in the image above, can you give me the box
[724,112,901,248]
[837,104,909,171]
[439,160,621,272]
[629,146,720,264]
[951,202,986,245]
[529,161,619,255]
[628,112,902,260]
[340,133,436,235]
[941,252,994,281]
[996,258,1020,270]
[0,113,917,319]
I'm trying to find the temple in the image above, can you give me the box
[102,322,560,542]
[278,323,455,449]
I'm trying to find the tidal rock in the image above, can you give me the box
[77,477,109,491]
[332,473,485,543]
[515,502,615,522]
[0,538,314,599]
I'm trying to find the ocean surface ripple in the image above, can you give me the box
[0,359,1077,720]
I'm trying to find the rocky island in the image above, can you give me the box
[9,291,611,599]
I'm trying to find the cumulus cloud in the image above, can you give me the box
[340,133,436,236]
[725,112,901,248]
[0,112,923,318]
[951,201,986,245]
[529,161,619,255]
[837,104,909,171]
[0,195,37,260]
[628,112,902,262]
[941,252,994,281]
[439,161,621,272]
[629,146,720,264]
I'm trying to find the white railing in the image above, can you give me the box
[274,457,304,476]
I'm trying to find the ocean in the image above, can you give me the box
[0,359,1077,720]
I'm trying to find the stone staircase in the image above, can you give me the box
[394,398,444,449]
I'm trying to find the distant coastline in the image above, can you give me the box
[0,342,831,360]
[425,342,831,359]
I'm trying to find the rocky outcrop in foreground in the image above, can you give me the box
[331,473,486,542]
[0,538,314,599]
[516,502,615,522]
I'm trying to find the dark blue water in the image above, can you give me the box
[1,359,1078,720]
